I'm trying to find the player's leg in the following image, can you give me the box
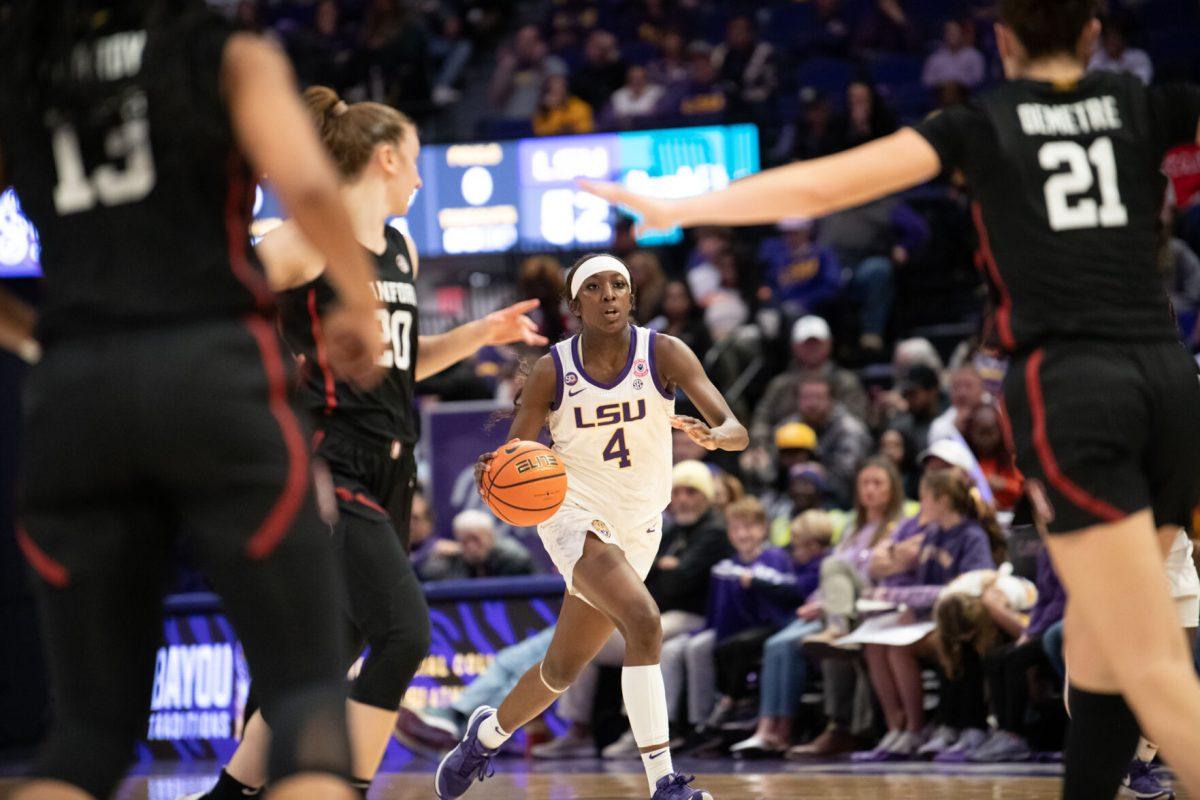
[339,508,432,787]
[12,502,173,800]
[1045,512,1200,797]
[166,320,354,797]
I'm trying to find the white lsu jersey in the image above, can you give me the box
[547,325,675,531]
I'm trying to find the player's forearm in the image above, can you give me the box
[670,130,940,228]
[711,419,749,451]
[415,320,486,382]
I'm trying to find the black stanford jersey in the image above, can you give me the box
[277,226,421,446]
[0,7,267,344]
[914,72,1200,353]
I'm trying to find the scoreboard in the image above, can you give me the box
[404,124,760,256]
[0,124,760,276]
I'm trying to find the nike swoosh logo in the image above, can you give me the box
[568,387,587,397]
[648,750,667,759]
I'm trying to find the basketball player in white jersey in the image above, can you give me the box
[435,253,747,800]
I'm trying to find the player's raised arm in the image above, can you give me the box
[417,299,548,382]
[475,354,557,492]
[581,128,942,232]
[654,334,748,452]
[221,33,382,386]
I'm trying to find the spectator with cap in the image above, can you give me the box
[768,463,843,546]
[417,510,536,581]
[750,316,868,450]
[789,375,873,508]
[489,23,568,120]
[757,219,843,322]
[1088,16,1152,86]
[921,19,986,90]
[920,437,994,509]
[757,422,818,526]
[888,364,945,454]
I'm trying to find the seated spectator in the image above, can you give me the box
[878,426,920,500]
[408,486,435,556]
[489,24,568,120]
[626,250,666,324]
[758,422,818,528]
[768,463,841,545]
[416,510,535,581]
[661,497,797,747]
[854,470,997,761]
[711,15,777,115]
[648,280,712,358]
[888,364,945,454]
[920,437,995,510]
[758,219,842,323]
[658,41,727,122]
[685,226,734,305]
[789,374,873,506]
[794,0,851,59]
[852,0,920,57]
[785,458,910,759]
[603,64,666,129]
[816,193,922,352]
[922,19,986,90]
[835,81,899,151]
[730,510,834,756]
[533,460,732,759]
[648,28,689,88]
[571,30,627,113]
[1088,17,1152,85]
[956,549,1064,762]
[532,74,595,136]
[964,404,1022,513]
[918,566,1039,762]
[749,316,868,461]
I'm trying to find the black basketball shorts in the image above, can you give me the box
[1003,340,1200,534]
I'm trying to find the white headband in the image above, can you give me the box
[570,255,631,299]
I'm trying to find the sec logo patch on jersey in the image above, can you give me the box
[396,254,411,273]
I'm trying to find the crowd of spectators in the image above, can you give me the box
[220,0,1200,781]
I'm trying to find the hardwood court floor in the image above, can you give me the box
[2,772,1175,800]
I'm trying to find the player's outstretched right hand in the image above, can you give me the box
[325,302,385,389]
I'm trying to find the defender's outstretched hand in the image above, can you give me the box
[482,299,550,347]
[578,180,679,236]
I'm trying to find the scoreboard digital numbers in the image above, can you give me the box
[3,124,760,276]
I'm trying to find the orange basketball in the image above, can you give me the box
[483,440,567,526]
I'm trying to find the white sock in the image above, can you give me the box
[621,664,673,795]
[1136,736,1158,763]
[476,712,511,750]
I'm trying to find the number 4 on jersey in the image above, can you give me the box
[603,428,632,468]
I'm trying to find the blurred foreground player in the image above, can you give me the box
[0,2,386,798]
[185,86,547,800]
[435,254,748,800]
[584,2,1200,797]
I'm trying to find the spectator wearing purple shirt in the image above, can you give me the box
[758,219,842,322]
[660,498,796,741]
[922,19,986,90]
[857,469,996,761]
[731,510,835,756]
